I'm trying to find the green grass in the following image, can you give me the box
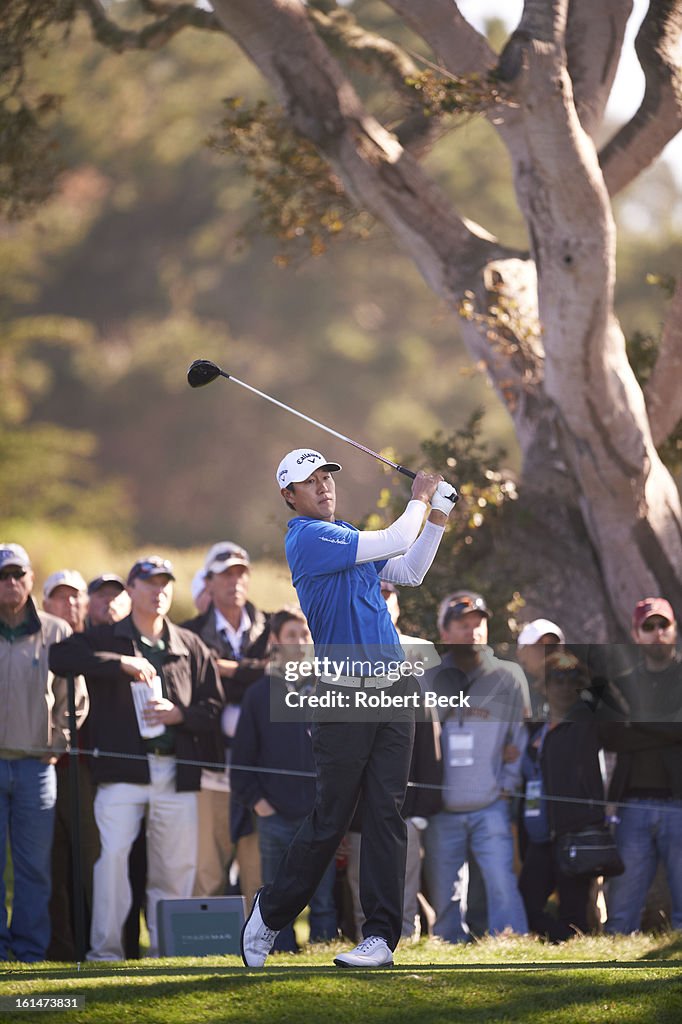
[1,934,681,1024]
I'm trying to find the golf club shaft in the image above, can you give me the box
[217,369,416,480]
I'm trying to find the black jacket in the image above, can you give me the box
[230,674,316,820]
[48,615,224,791]
[182,601,269,704]
[526,702,605,838]
[598,654,682,802]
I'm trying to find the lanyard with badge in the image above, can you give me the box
[524,723,549,818]
[445,680,475,767]
[444,669,508,768]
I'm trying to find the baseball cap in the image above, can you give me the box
[438,590,490,628]
[276,449,342,488]
[204,542,250,576]
[632,598,675,630]
[87,574,126,595]
[43,570,88,600]
[0,543,31,571]
[127,556,176,585]
[191,567,208,603]
[517,618,566,647]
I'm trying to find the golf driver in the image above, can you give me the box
[187,358,457,501]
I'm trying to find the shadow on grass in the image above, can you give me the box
[637,932,682,960]
[5,958,682,983]
[2,967,682,1024]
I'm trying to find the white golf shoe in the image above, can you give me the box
[240,889,279,967]
[334,935,394,968]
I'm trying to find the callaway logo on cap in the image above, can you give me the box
[275,449,342,488]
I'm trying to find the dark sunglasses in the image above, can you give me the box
[212,548,248,564]
[129,558,174,581]
[0,568,27,581]
[640,619,671,633]
[547,669,584,683]
[443,597,487,622]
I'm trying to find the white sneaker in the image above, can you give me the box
[240,889,280,967]
[334,935,394,968]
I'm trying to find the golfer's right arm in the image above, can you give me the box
[354,470,447,564]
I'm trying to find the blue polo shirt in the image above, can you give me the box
[285,516,402,668]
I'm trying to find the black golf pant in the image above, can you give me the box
[259,712,415,951]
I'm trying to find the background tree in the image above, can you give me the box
[3,0,682,641]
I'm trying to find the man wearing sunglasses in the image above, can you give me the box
[49,555,224,960]
[0,543,87,962]
[422,590,530,944]
[603,597,682,934]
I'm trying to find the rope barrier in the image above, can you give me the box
[5,744,682,816]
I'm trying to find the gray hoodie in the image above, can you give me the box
[426,648,528,812]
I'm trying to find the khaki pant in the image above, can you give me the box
[193,789,262,909]
[89,757,197,960]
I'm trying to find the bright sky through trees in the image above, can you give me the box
[458,0,682,182]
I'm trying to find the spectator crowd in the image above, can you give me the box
[1,538,681,962]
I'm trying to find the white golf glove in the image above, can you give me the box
[430,480,458,517]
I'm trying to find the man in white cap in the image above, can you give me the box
[241,448,455,968]
[43,570,89,634]
[183,542,270,906]
[41,569,96,961]
[0,543,87,962]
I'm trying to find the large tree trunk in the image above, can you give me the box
[206,0,682,636]
[501,1,682,625]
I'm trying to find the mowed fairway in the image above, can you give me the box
[1,935,681,1024]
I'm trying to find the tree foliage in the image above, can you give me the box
[2,0,682,639]
[0,0,76,218]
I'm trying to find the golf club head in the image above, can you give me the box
[187,359,223,388]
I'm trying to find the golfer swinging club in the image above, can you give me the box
[241,448,456,968]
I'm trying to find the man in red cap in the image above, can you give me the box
[604,597,682,933]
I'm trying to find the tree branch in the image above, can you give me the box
[384,0,532,164]
[208,0,539,440]
[306,3,440,154]
[308,4,418,89]
[210,0,515,291]
[384,0,497,77]
[78,0,222,52]
[565,0,632,138]
[645,275,682,446]
[600,0,682,196]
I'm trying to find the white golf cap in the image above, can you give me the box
[43,569,88,600]
[517,618,565,647]
[276,449,342,488]
[0,543,31,570]
[191,567,208,603]
[204,541,250,575]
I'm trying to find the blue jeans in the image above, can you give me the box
[0,759,57,961]
[423,799,528,943]
[257,812,337,951]
[605,798,682,933]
